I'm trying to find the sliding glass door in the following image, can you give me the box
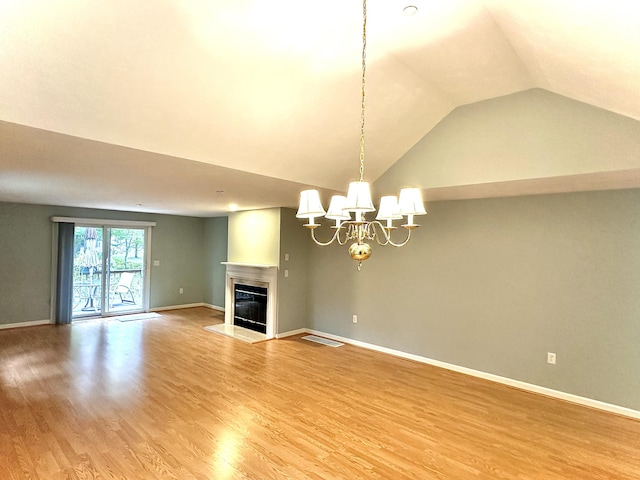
[72,226,148,318]
[104,228,146,314]
[72,226,103,317]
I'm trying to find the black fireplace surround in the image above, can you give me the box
[233,283,267,334]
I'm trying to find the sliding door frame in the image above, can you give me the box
[101,225,152,317]
[50,217,156,321]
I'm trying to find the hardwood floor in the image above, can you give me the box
[1,307,639,479]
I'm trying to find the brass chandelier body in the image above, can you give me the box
[296,0,427,270]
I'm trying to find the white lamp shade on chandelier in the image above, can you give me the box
[296,189,325,225]
[345,181,375,212]
[325,195,350,221]
[297,186,426,225]
[398,188,427,216]
[375,195,402,221]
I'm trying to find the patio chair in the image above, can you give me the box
[114,272,135,304]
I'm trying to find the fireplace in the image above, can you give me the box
[233,282,267,334]
[223,262,278,339]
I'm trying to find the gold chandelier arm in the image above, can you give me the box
[309,225,346,246]
[371,221,412,247]
[336,228,349,245]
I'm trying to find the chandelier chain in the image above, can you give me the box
[359,0,367,182]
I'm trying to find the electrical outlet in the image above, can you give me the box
[284,269,289,277]
[284,253,290,261]
[179,287,184,294]
[352,315,358,324]
[547,352,556,365]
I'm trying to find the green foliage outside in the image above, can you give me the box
[73,227,145,279]
[109,228,144,270]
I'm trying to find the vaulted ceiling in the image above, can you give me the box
[1,0,639,216]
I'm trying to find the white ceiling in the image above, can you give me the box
[1,0,639,216]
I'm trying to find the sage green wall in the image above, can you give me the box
[308,189,640,411]
[376,88,640,194]
[148,214,205,308]
[276,208,310,334]
[203,216,228,308]
[0,202,206,325]
[227,208,281,265]
[0,203,55,325]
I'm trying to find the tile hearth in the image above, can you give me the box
[204,324,267,344]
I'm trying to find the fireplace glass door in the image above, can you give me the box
[233,283,267,334]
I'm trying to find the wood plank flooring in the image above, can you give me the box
[0,307,639,479]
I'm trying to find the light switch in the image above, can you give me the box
[153,260,160,266]
[284,269,289,277]
[284,253,289,261]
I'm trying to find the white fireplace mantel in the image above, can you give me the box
[221,262,278,269]
[223,262,278,339]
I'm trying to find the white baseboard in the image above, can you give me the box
[152,303,225,313]
[304,328,640,421]
[0,319,52,330]
[203,304,225,312]
[276,328,307,339]
[150,303,206,312]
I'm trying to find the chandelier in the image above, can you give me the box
[296,0,427,270]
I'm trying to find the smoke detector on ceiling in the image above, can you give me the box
[403,5,418,16]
